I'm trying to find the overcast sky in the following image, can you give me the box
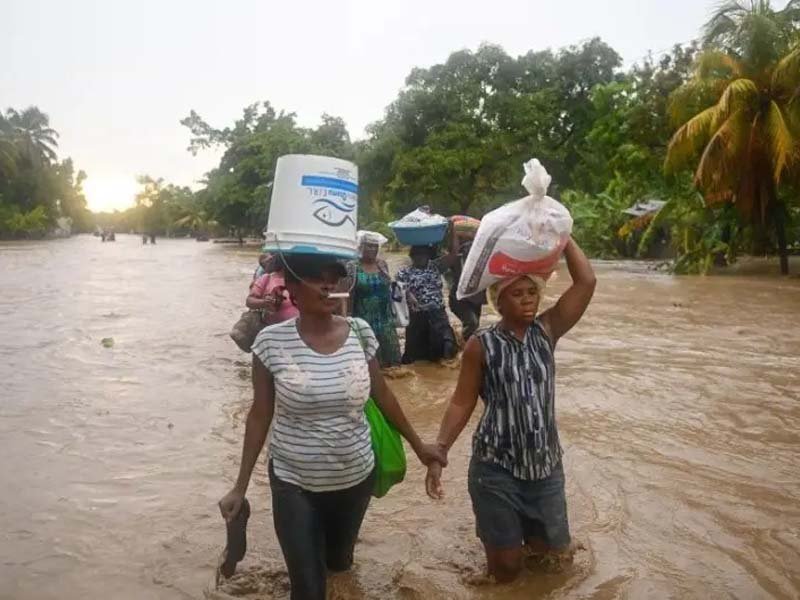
[3,0,729,211]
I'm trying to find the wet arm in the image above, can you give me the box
[246,293,272,310]
[396,270,418,309]
[246,277,272,310]
[450,229,461,255]
[434,252,458,273]
[233,355,275,494]
[541,238,596,341]
[435,337,483,455]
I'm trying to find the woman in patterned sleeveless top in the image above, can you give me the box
[425,238,595,583]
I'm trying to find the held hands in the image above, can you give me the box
[425,461,444,500]
[417,441,447,500]
[413,441,447,468]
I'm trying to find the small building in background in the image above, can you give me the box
[623,199,667,220]
[618,199,671,259]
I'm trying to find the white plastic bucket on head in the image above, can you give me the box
[263,154,358,258]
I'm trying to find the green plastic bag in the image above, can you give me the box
[349,318,407,498]
[364,396,407,498]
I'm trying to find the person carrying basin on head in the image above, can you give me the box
[219,253,446,600]
[396,244,458,364]
[425,238,596,583]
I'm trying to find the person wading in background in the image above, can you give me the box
[396,245,457,364]
[343,233,402,368]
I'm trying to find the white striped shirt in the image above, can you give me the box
[252,317,378,492]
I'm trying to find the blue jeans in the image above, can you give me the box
[269,462,374,600]
[468,456,571,550]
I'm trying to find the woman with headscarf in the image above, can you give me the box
[425,238,596,583]
[344,232,402,368]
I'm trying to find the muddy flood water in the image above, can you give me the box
[1,235,799,600]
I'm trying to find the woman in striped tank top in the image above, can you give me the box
[426,238,596,583]
[219,254,446,600]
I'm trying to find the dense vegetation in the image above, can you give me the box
[664,0,800,273]
[8,1,799,274]
[0,107,92,237]
[94,176,202,238]
[171,1,799,272]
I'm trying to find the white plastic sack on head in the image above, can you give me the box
[357,230,389,247]
[456,159,572,300]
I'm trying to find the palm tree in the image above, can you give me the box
[173,206,217,235]
[0,113,18,180]
[665,1,800,274]
[5,107,59,165]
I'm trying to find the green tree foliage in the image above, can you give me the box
[5,106,59,165]
[357,40,622,219]
[181,103,353,235]
[666,0,800,273]
[0,107,92,238]
[577,44,699,196]
[184,20,798,273]
[561,187,632,258]
[557,45,701,259]
[0,115,19,180]
[134,176,199,236]
[95,175,211,237]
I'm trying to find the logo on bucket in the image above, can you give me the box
[301,175,357,228]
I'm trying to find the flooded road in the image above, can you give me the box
[1,235,799,599]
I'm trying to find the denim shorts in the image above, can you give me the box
[468,456,571,550]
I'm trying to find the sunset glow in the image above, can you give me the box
[83,176,138,213]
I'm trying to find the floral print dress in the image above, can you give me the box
[346,260,402,368]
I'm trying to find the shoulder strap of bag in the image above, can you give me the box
[347,317,368,358]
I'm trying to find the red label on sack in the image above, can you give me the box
[487,241,567,277]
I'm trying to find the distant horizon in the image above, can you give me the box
[4,0,774,212]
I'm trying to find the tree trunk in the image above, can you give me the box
[774,203,789,275]
[766,178,789,276]
[751,222,769,255]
